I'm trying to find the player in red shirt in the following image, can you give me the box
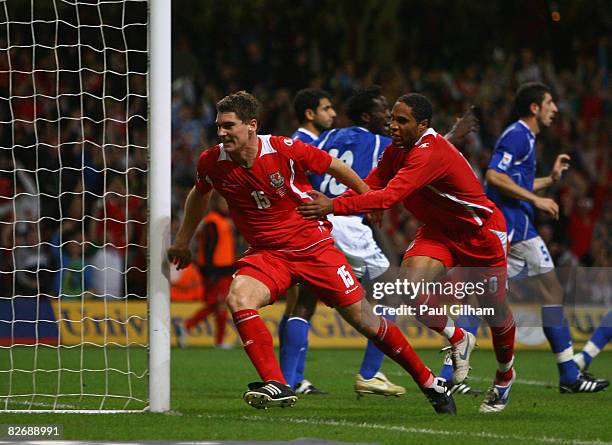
[299,93,517,413]
[168,91,456,414]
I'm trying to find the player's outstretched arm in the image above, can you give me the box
[533,154,570,191]
[486,169,559,219]
[326,157,370,195]
[168,187,211,269]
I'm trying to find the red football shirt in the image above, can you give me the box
[333,129,496,231]
[196,135,333,250]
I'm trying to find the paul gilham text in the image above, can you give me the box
[373,304,494,317]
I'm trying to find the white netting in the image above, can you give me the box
[0,0,149,412]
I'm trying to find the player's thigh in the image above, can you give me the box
[516,269,564,305]
[335,299,380,338]
[232,250,293,308]
[402,226,456,275]
[290,286,318,320]
[283,285,300,316]
[400,255,447,282]
[225,275,272,311]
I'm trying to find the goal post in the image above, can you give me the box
[148,0,171,413]
[0,0,171,413]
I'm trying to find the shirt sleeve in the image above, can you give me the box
[275,136,332,175]
[195,147,215,194]
[488,132,525,174]
[333,144,444,215]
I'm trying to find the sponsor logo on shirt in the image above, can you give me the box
[498,151,513,171]
[283,138,294,146]
[417,142,430,149]
[268,170,285,188]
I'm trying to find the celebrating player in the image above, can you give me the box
[299,93,517,413]
[168,91,457,414]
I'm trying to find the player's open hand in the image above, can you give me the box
[297,190,333,219]
[533,197,560,219]
[167,243,192,270]
[551,154,570,181]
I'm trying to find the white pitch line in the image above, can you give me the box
[195,413,612,445]
[371,370,555,387]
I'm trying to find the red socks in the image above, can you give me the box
[413,293,465,345]
[373,318,433,387]
[490,311,516,384]
[448,326,465,345]
[233,309,286,384]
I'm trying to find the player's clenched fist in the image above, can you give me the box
[167,243,191,270]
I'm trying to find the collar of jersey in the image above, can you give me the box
[297,127,318,141]
[517,120,536,139]
[413,127,438,147]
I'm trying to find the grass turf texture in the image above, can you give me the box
[0,347,610,444]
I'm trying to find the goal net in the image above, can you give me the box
[0,0,170,413]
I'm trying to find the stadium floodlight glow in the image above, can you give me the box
[0,0,171,413]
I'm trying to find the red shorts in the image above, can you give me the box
[404,208,508,304]
[234,239,363,307]
[203,275,232,305]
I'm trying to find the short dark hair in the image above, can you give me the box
[216,91,261,122]
[515,82,552,118]
[293,88,332,122]
[396,93,433,126]
[346,85,383,125]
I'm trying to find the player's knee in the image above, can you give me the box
[226,290,257,312]
[537,271,564,305]
[293,295,317,320]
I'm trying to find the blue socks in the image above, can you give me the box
[280,317,309,388]
[439,314,481,381]
[278,315,288,349]
[359,313,397,379]
[576,310,612,369]
[542,305,579,384]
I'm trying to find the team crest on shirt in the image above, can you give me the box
[283,138,293,146]
[269,170,285,188]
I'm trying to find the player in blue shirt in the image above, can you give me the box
[447,82,608,394]
[291,88,336,144]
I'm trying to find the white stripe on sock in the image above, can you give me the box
[234,314,260,325]
[442,318,456,339]
[287,317,310,325]
[556,345,574,364]
[583,341,601,359]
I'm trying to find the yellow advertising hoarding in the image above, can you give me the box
[51,300,611,350]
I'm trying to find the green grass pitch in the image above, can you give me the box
[0,346,610,444]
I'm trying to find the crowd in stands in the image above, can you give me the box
[0,2,609,306]
[0,1,148,300]
[170,4,610,305]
